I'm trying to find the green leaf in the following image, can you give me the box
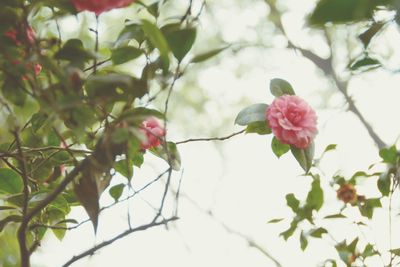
[2,78,26,106]
[190,46,230,63]
[141,20,170,72]
[109,183,125,202]
[74,175,100,231]
[114,159,133,181]
[163,25,197,62]
[309,227,328,238]
[111,46,143,65]
[55,39,96,67]
[31,112,49,133]
[270,78,295,97]
[290,142,315,173]
[379,146,397,164]
[0,215,22,232]
[234,103,268,126]
[349,56,381,71]
[390,248,400,256]
[309,0,389,25]
[324,144,337,153]
[245,121,271,135]
[0,206,17,211]
[300,231,308,251]
[324,213,346,219]
[359,22,385,48]
[306,178,324,211]
[86,73,148,102]
[150,142,181,171]
[115,23,145,47]
[377,172,391,197]
[280,219,298,241]
[0,168,23,195]
[359,198,381,219]
[362,244,377,258]
[286,193,300,213]
[271,137,290,158]
[267,218,284,224]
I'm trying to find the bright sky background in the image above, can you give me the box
[30,0,400,266]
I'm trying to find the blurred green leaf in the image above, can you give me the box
[114,159,133,180]
[377,172,391,197]
[300,231,308,251]
[270,78,295,97]
[111,46,143,65]
[190,46,230,63]
[150,142,181,171]
[359,22,385,47]
[141,20,170,72]
[267,218,284,224]
[309,227,328,238]
[0,168,23,195]
[163,25,197,62]
[349,56,381,71]
[379,146,397,164]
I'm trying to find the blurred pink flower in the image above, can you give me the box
[140,117,165,150]
[71,0,135,15]
[266,95,317,149]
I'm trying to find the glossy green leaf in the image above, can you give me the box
[270,78,295,97]
[271,137,290,158]
[115,23,145,47]
[234,103,268,126]
[290,142,314,173]
[109,183,125,202]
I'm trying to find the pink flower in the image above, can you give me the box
[140,117,166,150]
[266,95,317,149]
[71,0,135,15]
[26,27,36,44]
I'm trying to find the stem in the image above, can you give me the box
[176,129,245,145]
[14,130,30,267]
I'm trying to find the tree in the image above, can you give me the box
[0,0,399,266]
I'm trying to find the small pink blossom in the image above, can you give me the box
[71,0,135,15]
[140,117,165,150]
[266,95,317,149]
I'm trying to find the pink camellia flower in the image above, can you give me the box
[266,95,317,149]
[140,117,166,150]
[71,0,135,15]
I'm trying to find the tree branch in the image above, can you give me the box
[175,129,245,145]
[62,217,178,267]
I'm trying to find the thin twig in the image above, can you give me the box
[176,129,245,145]
[62,217,178,267]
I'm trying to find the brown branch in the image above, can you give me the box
[62,217,179,267]
[175,129,245,145]
[14,130,31,267]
